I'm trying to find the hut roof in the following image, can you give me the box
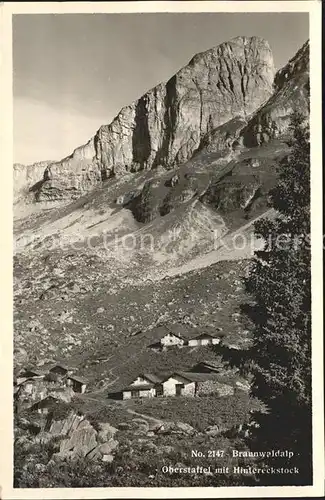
[67,375,87,384]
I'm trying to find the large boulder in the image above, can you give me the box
[41,413,120,463]
[130,418,150,435]
[96,422,118,443]
[205,423,228,436]
[175,421,196,435]
[47,412,84,436]
[86,439,119,461]
[59,420,98,457]
[156,421,196,436]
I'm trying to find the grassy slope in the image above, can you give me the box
[125,392,263,431]
[14,256,251,388]
[12,141,291,490]
[13,139,288,415]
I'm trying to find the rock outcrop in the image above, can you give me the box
[59,419,98,458]
[13,160,53,202]
[44,411,119,462]
[35,36,275,201]
[241,40,309,146]
[37,138,100,201]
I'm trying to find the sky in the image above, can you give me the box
[13,12,309,165]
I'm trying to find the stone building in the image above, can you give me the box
[174,372,235,396]
[120,371,236,399]
[122,374,165,400]
[67,375,87,394]
[148,323,224,350]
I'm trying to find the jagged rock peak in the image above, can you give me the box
[37,36,276,201]
[95,35,275,175]
[189,35,273,65]
[274,39,309,91]
[240,39,309,147]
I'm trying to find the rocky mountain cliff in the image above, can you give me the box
[14,36,309,272]
[33,36,278,202]
[15,37,309,206]
[241,40,309,147]
[13,160,53,203]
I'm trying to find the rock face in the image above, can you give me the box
[13,160,53,202]
[95,36,274,173]
[38,138,100,201]
[241,40,309,146]
[36,36,275,201]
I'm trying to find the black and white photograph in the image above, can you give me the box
[0,1,323,498]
